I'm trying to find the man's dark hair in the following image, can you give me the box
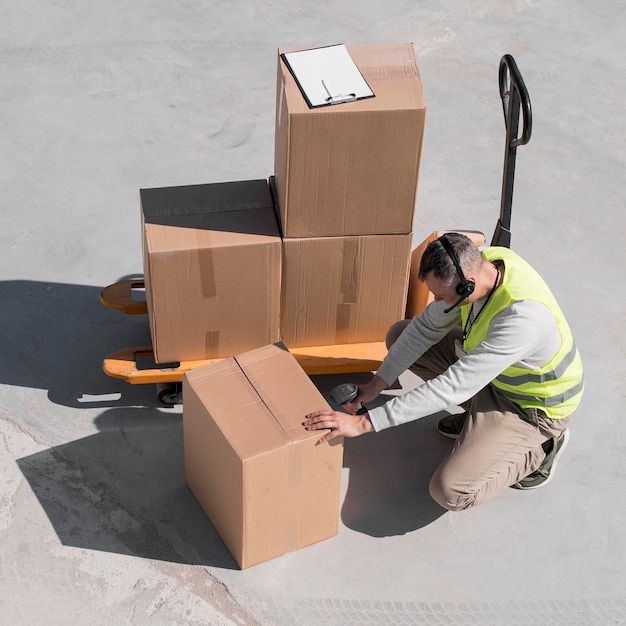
[418,232,482,287]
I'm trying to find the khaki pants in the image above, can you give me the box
[401,325,571,511]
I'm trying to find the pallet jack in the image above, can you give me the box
[100,54,532,404]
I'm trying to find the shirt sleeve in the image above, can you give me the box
[376,300,461,386]
[368,300,558,431]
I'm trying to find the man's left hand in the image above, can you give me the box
[302,409,374,445]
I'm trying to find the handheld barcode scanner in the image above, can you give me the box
[330,383,367,414]
[330,383,359,405]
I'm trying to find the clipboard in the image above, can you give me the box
[280,44,375,108]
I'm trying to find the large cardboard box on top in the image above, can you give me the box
[281,233,412,347]
[141,180,282,363]
[183,343,343,569]
[274,43,427,238]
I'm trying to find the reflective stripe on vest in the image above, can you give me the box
[495,340,578,385]
[460,247,584,419]
[496,376,585,407]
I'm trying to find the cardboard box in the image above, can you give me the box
[281,233,412,347]
[183,343,343,569]
[274,43,427,238]
[141,180,282,363]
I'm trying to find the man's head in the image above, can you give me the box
[418,233,483,286]
[418,233,485,307]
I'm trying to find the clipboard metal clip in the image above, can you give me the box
[322,79,356,104]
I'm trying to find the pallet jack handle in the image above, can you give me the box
[491,54,533,248]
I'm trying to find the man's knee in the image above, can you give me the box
[386,319,410,349]
[429,469,475,512]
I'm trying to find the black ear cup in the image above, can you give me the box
[457,279,475,298]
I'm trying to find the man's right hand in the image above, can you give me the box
[344,374,388,414]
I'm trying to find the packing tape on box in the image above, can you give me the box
[335,303,352,344]
[356,43,420,81]
[336,237,360,343]
[205,330,220,354]
[196,248,218,298]
[340,238,359,303]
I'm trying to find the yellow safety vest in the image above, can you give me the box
[461,247,584,419]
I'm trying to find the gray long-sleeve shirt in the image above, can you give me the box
[368,298,560,431]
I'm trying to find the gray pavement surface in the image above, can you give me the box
[1,1,625,624]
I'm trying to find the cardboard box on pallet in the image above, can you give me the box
[183,342,343,569]
[140,180,282,364]
[274,43,427,238]
[281,233,412,347]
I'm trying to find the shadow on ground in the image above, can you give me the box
[16,407,240,569]
[9,280,452,563]
[340,415,450,536]
[0,278,158,408]
[311,372,451,537]
[17,403,453,565]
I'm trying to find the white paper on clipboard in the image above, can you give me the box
[281,44,375,108]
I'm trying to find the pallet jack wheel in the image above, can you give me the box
[156,382,182,405]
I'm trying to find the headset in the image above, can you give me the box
[438,235,475,313]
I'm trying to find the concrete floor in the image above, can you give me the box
[1,1,625,624]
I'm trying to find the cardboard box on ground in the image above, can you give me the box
[183,343,343,569]
[274,43,427,238]
[141,180,282,364]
